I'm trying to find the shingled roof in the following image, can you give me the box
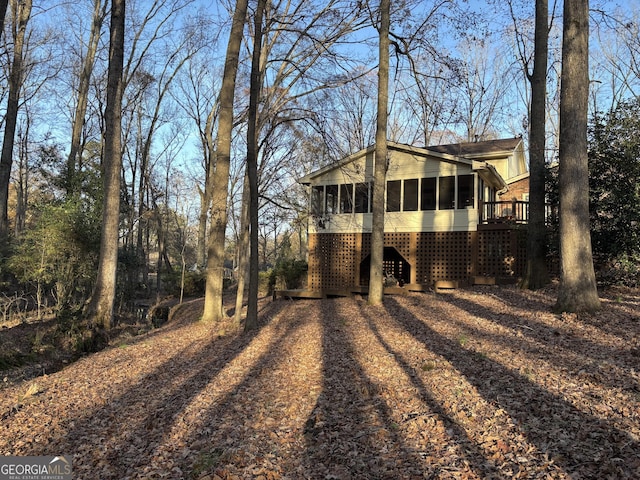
[426,137,523,157]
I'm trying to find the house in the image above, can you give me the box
[298,138,530,294]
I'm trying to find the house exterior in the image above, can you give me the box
[298,138,530,293]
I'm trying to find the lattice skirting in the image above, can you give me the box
[307,229,527,290]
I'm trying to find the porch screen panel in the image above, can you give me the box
[354,182,369,213]
[340,184,353,213]
[386,180,401,212]
[326,185,338,214]
[421,177,436,210]
[458,174,474,208]
[439,176,455,210]
[403,179,418,211]
[311,185,324,215]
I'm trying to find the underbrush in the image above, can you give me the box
[0,303,168,386]
[597,254,640,288]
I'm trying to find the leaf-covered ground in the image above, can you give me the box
[1,285,639,479]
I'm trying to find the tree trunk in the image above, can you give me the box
[368,0,390,306]
[244,0,266,331]
[521,0,550,290]
[66,0,106,194]
[555,0,600,313]
[0,0,32,237]
[14,122,29,236]
[196,100,219,269]
[85,0,126,329]
[233,172,250,326]
[202,0,249,322]
[0,0,8,40]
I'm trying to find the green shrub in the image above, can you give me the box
[182,271,207,296]
[270,259,308,291]
[259,270,272,295]
[8,201,99,311]
[597,253,640,287]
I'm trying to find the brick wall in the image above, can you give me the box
[500,176,530,201]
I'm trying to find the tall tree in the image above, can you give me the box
[244,0,267,331]
[233,173,250,326]
[555,0,600,313]
[202,0,249,322]
[173,41,224,270]
[0,0,8,41]
[368,0,390,306]
[452,37,513,142]
[66,0,107,195]
[0,0,32,237]
[85,0,126,329]
[520,0,551,289]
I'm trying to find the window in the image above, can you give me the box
[386,180,401,212]
[421,177,436,210]
[340,184,353,213]
[354,182,369,213]
[311,185,324,215]
[458,174,474,208]
[403,179,418,211]
[439,176,455,210]
[325,185,338,214]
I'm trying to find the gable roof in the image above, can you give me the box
[426,137,524,158]
[298,138,523,191]
[298,142,473,185]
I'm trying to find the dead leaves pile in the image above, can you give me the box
[1,286,638,479]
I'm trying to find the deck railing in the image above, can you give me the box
[480,201,557,225]
[480,200,529,224]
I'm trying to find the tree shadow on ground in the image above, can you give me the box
[355,300,504,478]
[301,298,426,479]
[169,298,326,478]
[13,299,290,479]
[386,295,640,479]
[477,284,640,341]
[438,289,640,394]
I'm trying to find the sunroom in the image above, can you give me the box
[297,138,529,295]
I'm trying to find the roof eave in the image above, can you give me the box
[473,161,509,191]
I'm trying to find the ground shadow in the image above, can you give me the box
[439,290,640,394]
[386,295,640,479]
[356,301,504,478]
[9,299,289,479]
[301,299,426,479]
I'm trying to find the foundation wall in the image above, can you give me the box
[307,228,527,290]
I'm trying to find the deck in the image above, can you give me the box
[274,283,428,299]
[274,276,520,300]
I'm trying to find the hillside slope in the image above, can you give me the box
[1,286,639,479]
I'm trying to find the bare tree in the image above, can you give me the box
[243,0,267,331]
[85,0,126,329]
[451,37,515,142]
[13,115,30,235]
[202,0,248,323]
[173,52,222,269]
[230,0,366,321]
[233,172,250,326]
[368,0,389,306]
[555,0,600,313]
[0,0,8,41]
[65,0,108,195]
[516,0,553,289]
[0,0,32,236]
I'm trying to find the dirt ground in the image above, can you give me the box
[0,284,639,479]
